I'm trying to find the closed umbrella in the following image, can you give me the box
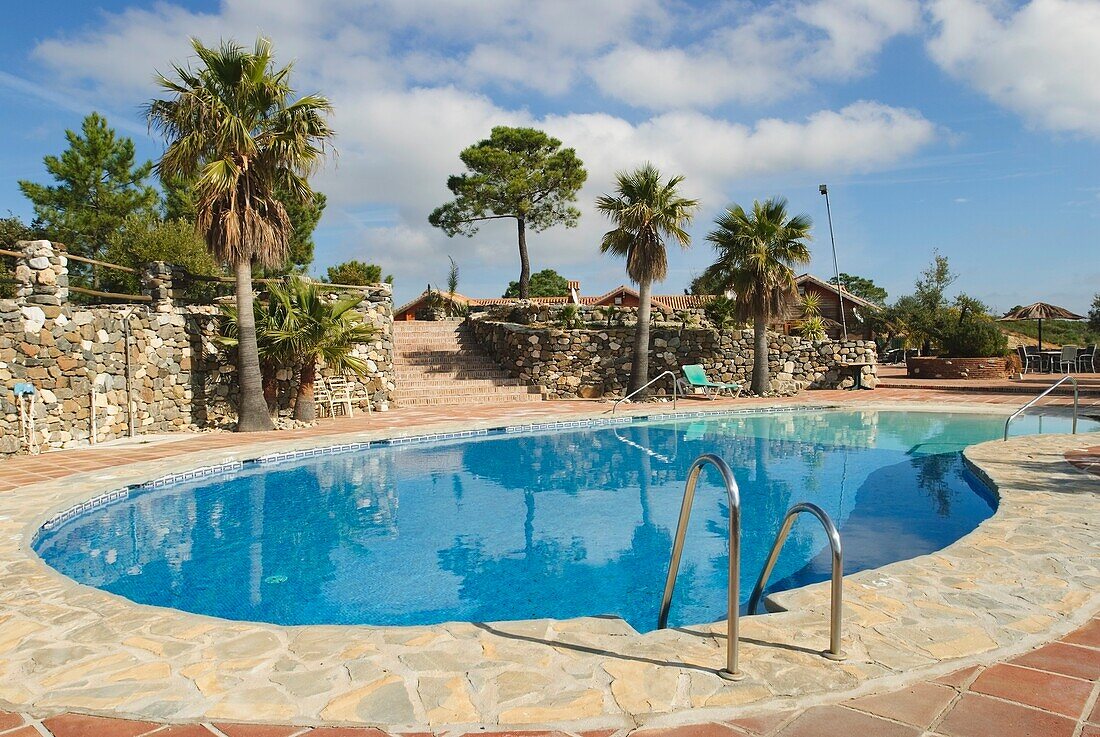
[998,302,1085,351]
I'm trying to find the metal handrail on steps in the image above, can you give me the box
[611,370,678,414]
[1004,375,1078,441]
[748,502,846,661]
[657,453,743,680]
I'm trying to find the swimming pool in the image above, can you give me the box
[34,409,1095,632]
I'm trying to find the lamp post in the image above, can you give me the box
[819,184,848,340]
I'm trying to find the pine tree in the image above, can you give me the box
[19,113,157,285]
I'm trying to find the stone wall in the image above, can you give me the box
[1,241,395,455]
[468,314,877,398]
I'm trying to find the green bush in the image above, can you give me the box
[940,314,1008,358]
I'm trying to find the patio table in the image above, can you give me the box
[1041,350,1061,373]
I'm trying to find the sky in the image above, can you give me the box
[0,0,1097,311]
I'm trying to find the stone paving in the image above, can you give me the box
[0,392,1098,735]
[4,625,1098,736]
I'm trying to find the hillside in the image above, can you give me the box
[1000,319,1099,348]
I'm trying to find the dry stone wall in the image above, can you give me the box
[468,314,877,398]
[1,241,394,455]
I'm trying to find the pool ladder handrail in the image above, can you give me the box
[1004,375,1078,441]
[747,502,846,661]
[611,370,678,415]
[657,453,743,680]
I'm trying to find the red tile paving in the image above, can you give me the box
[629,725,748,737]
[0,712,24,732]
[725,711,795,735]
[1066,446,1100,476]
[41,713,162,737]
[1009,641,1100,680]
[213,725,307,737]
[968,662,1093,717]
[845,681,957,728]
[934,693,1076,737]
[152,726,219,736]
[931,664,984,689]
[772,705,920,737]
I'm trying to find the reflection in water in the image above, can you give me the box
[37,411,1088,631]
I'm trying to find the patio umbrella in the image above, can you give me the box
[998,302,1085,351]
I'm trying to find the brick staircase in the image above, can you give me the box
[392,320,543,407]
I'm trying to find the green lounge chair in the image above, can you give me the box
[679,364,742,399]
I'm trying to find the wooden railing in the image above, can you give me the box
[3,242,386,305]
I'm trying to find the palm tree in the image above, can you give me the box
[148,37,334,431]
[702,198,812,395]
[263,277,376,421]
[596,164,698,394]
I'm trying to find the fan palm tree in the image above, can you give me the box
[596,164,698,394]
[148,37,334,431]
[263,277,376,421]
[702,198,812,395]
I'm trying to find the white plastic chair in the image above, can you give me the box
[326,375,368,416]
[1058,345,1078,373]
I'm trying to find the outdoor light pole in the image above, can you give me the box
[819,184,848,340]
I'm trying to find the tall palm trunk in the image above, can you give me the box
[629,279,653,394]
[295,356,317,422]
[235,258,275,432]
[516,216,530,299]
[751,314,769,395]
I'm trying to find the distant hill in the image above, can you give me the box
[1000,319,1099,348]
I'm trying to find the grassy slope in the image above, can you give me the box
[1001,319,1099,347]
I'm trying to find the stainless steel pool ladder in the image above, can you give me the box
[1004,375,1078,441]
[747,502,846,661]
[657,453,744,680]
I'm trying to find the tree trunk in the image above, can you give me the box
[294,356,317,422]
[234,258,275,432]
[629,279,653,394]
[516,216,530,299]
[751,314,770,395]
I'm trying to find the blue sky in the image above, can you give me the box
[1,0,1097,311]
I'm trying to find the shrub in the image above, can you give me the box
[940,314,1008,358]
[704,294,738,329]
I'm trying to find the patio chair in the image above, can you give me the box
[1079,345,1098,373]
[678,364,742,399]
[314,379,335,418]
[1058,345,1078,373]
[1016,346,1041,374]
[325,375,362,417]
[325,378,369,418]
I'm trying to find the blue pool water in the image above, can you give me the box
[34,410,1096,631]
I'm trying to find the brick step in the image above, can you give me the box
[396,345,481,354]
[395,385,542,398]
[396,378,531,390]
[396,369,514,380]
[394,356,503,367]
[395,393,543,407]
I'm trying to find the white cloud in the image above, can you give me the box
[589,0,921,109]
[927,0,1100,138]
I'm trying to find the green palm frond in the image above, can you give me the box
[256,276,377,376]
[596,162,698,285]
[147,36,335,269]
[704,197,813,324]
